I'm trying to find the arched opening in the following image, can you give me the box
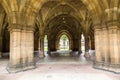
[59,34,69,50]
[55,30,73,51]
[81,34,85,54]
[2,25,10,58]
[0,4,9,59]
[44,35,48,53]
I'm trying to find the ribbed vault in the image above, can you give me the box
[36,0,94,51]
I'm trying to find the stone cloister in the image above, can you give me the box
[0,0,120,73]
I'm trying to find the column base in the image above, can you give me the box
[6,61,36,73]
[93,62,120,74]
[84,51,90,58]
[78,51,82,55]
[39,51,45,58]
[47,51,51,56]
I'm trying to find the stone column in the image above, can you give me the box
[78,36,82,55]
[94,27,103,67]
[108,26,120,72]
[7,26,35,73]
[39,37,45,58]
[38,37,41,56]
[93,25,120,73]
[47,39,50,55]
[84,36,90,57]
[0,37,2,58]
[34,37,39,51]
[72,39,79,51]
[9,29,21,67]
[25,30,35,68]
[85,36,89,52]
[69,39,72,50]
[102,27,110,67]
[90,39,95,50]
[50,40,56,51]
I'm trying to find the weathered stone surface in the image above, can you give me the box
[6,28,36,73]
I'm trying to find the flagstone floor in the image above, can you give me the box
[0,50,119,80]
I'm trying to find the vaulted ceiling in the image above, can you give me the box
[0,0,120,39]
[36,0,93,39]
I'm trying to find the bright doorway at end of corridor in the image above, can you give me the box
[59,34,69,50]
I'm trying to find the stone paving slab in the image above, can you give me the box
[0,51,119,80]
[0,64,119,80]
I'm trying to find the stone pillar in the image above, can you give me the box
[38,37,41,56]
[55,38,59,50]
[47,38,51,55]
[90,39,95,50]
[93,25,120,73]
[0,37,2,58]
[69,39,72,50]
[7,26,35,73]
[73,39,79,51]
[108,26,120,73]
[78,37,82,55]
[94,27,103,67]
[38,37,45,58]
[25,30,35,67]
[50,40,56,51]
[102,27,110,67]
[34,37,39,51]
[84,36,90,57]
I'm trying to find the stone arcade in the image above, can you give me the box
[0,0,120,73]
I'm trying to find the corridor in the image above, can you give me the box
[0,51,119,80]
[37,50,93,64]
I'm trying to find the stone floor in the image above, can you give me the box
[0,50,119,80]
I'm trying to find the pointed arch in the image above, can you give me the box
[55,30,73,50]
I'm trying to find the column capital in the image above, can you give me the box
[8,24,35,31]
[93,19,108,29]
[107,20,120,28]
[108,24,120,30]
[94,25,102,30]
[101,24,108,30]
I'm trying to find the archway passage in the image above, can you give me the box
[81,34,85,53]
[55,30,73,51]
[59,34,69,50]
[0,4,10,59]
[46,14,82,54]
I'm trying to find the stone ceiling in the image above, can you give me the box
[0,0,119,39]
[36,0,91,39]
